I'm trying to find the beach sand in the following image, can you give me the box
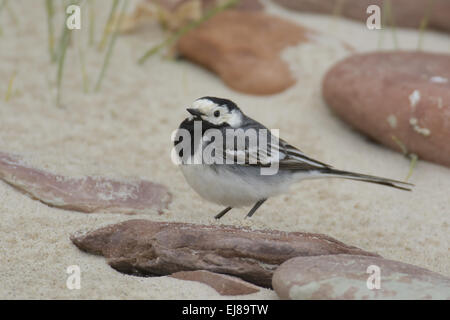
[0,0,449,299]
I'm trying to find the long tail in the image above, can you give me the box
[318,168,413,191]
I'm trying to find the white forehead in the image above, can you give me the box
[192,99,222,113]
[193,98,242,128]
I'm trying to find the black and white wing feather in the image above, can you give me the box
[216,126,331,171]
[217,127,412,191]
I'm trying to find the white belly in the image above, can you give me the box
[179,164,300,207]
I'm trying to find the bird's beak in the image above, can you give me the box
[186,108,203,117]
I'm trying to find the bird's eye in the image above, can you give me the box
[214,110,220,117]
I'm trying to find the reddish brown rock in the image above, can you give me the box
[177,10,311,95]
[323,51,450,167]
[232,0,263,11]
[154,0,263,11]
[274,0,450,33]
[273,255,450,299]
[0,152,171,214]
[170,270,261,295]
[124,0,263,32]
[71,219,378,287]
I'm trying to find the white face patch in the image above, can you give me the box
[191,98,242,127]
[192,99,217,114]
[227,109,242,128]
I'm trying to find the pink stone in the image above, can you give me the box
[323,51,450,167]
[0,152,171,214]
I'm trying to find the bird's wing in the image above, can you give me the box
[220,142,275,167]
[276,138,332,170]
[216,130,332,171]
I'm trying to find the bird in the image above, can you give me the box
[173,96,413,219]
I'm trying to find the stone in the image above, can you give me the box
[163,0,263,11]
[0,152,171,214]
[170,270,261,295]
[322,51,450,167]
[154,0,262,11]
[177,10,311,95]
[272,255,450,299]
[273,0,450,33]
[71,219,378,288]
[120,0,262,32]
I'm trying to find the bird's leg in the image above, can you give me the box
[214,206,232,219]
[246,199,267,218]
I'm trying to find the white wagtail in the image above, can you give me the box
[173,97,413,219]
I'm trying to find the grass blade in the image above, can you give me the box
[391,135,418,181]
[327,0,345,32]
[55,0,80,106]
[391,135,408,155]
[98,0,119,51]
[94,0,129,92]
[418,0,435,50]
[406,154,418,181]
[88,0,95,46]
[56,25,71,106]
[137,0,239,65]
[79,47,89,93]
[5,70,16,102]
[377,0,399,50]
[385,0,398,49]
[377,0,389,49]
[45,0,56,62]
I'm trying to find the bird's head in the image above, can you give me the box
[186,97,243,128]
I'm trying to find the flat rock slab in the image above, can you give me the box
[178,10,311,95]
[274,0,450,33]
[273,255,450,299]
[0,152,171,214]
[170,270,261,295]
[71,219,378,287]
[323,51,450,167]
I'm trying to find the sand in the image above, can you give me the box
[0,0,449,299]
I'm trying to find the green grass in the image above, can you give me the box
[55,23,71,106]
[94,0,128,92]
[327,0,345,31]
[377,0,387,48]
[391,135,408,155]
[55,0,80,106]
[5,70,16,102]
[88,0,95,46]
[98,0,119,51]
[377,0,399,49]
[391,135,419,181]
[137,0,240,65]
[418,0,435,50]
[45,0,56,62]
[385,0,399,49]
[377,0,434,50]
[78,47,89,93]
[406,154,418,181]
